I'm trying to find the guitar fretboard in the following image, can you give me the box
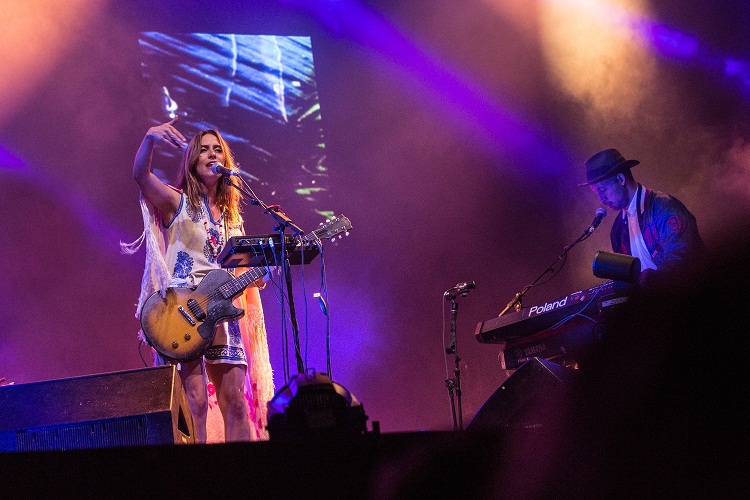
[218,268,267,299]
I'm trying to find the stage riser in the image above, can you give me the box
[0,431,530,497]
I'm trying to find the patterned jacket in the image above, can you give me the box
[610,185,704,274]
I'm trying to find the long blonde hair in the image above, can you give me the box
[175,129,243,228]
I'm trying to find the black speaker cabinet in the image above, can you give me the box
[0,365,194,451]
[467,357,575,431]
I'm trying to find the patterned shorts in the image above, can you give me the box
[205,320,247,366]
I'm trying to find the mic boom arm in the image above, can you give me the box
[498,209,607,316]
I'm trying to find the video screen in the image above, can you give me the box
[138,32,331,222]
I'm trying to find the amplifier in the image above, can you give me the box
[0,365,194,451]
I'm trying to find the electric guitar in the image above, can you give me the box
[140,215,352,362]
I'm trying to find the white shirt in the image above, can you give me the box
[624,184,658,271]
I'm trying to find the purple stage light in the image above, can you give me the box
[630,15,750,97]
[281,0,567,173]
[0,144,26,170]
[647,24,700,60]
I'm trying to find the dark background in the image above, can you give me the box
[1,0,749,433]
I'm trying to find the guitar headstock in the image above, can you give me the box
[309,215,352,241]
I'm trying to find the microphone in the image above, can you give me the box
[444,280,476,299]
[586,208,607,235]
[210,162,239,177]
[445,280,475,293]
[454,281,476,292]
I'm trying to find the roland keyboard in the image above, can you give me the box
[475,282,618,344]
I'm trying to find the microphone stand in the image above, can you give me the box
[498,226,595,317]
[444,282,475,431]
[223,176,306,374]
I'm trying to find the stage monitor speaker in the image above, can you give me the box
[0,365,194,451]
[467,357,575,431]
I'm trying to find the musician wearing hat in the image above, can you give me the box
[582,148,704,287]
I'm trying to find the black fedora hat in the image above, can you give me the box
[579,148,639,186]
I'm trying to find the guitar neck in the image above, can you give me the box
[218,267,267,299]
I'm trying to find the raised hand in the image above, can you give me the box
[148,116,187,149]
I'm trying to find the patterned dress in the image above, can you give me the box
[163,193,247,365]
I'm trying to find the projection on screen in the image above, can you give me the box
[137,33,331,222]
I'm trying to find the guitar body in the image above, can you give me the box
[138,215,353,363]
[140,270,245,362]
